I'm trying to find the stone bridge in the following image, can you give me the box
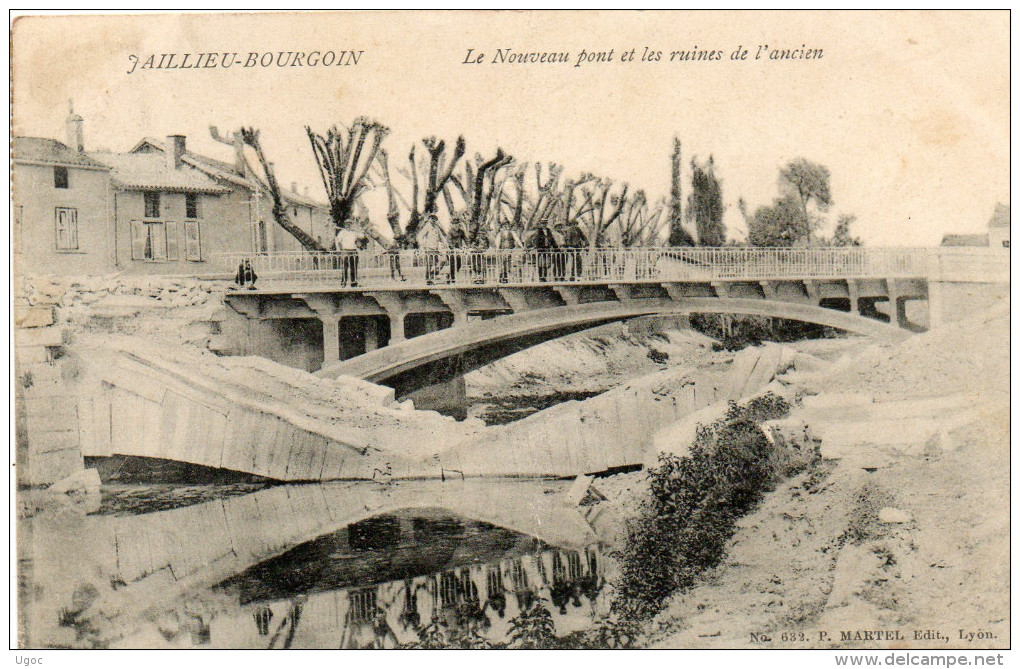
[221,246,1008,398]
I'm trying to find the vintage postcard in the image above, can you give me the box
[10,10,1009,655]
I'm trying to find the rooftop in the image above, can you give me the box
[988,203,1010,229]
[940,233,989,247]
[12,137,110,169]
[90,150,230,194]
[132,137,327,210]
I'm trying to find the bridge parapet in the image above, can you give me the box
[927,247,1010,283]
[220,246,1001,291]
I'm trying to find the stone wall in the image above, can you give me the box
[15,327,86,486]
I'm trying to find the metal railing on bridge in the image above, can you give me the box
[220,246,1007,289]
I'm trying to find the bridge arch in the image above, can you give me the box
[317,297,909,396]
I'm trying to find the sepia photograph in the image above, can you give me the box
[9,9,1010,656]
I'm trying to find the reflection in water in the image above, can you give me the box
[22,479,602,649]
[141,509,606,649]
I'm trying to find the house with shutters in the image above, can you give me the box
[12,119,117,276]
[13,107,333,277]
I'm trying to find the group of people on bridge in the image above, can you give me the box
[331,215,592,287]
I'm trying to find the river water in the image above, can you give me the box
[19,383,636,648]
[19,476,612,649]
[468,391,602,425]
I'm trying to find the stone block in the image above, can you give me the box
[25,447,83,486]
[562,475,596,508]
[649,401,729,457]
[15,326,64,348]
[28,429,79,455]
[333,375,396,406]
[15,305,54,328]
[16,347,52,364]
[48,468,102,494]
[878,507,912,524]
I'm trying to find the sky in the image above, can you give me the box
[11,10,1009,246]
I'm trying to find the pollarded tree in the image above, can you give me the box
[376,148,407,242]
[376,135,467,247]
[306,118,390,235]
[501,162,563,233]
[563,175,624,250]
[401,135,467,242]
[687,156,725,246]
[615,190,666,247]
[450,148,514,244]
[238,127,331,253]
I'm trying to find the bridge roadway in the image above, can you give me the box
[219,246,1013,386]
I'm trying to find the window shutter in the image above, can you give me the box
[166,221,180,260]
[130,221,146,259]
[68,209,78,249]
[184,221,202,261]
[55,209,68,249]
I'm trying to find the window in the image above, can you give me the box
[130,220,168,261]
[54,166,69,189]
[55,207,78,250]
[144,191,160,218]
[1003,240,1010,249]
[185,193,200,219]
[183,221,202,261]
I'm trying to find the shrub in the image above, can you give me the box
[507,600,557,649]
[690,314,842,350]
[614,392,807,619]
[647,348,670,364]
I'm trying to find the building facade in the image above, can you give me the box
[12,125,117,276]
[13,110,332,277]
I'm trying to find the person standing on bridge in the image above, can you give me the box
[561,220,587,281]
[234,259,258,290]
[387,232,408,281]
[530,218,558,282]
[334,224,365,287]
[419,213,446,285]
[493,222,522,283]
[447,223,466,284]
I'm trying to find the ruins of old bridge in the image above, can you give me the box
[222,246,1008,395]
[60,246,1006,485]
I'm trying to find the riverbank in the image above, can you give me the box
[587,303,1009,649]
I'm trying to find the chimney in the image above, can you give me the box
[65,100,84,153]
[166,135,186,170]
[291,181,298,194]
[233,136,247,178]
